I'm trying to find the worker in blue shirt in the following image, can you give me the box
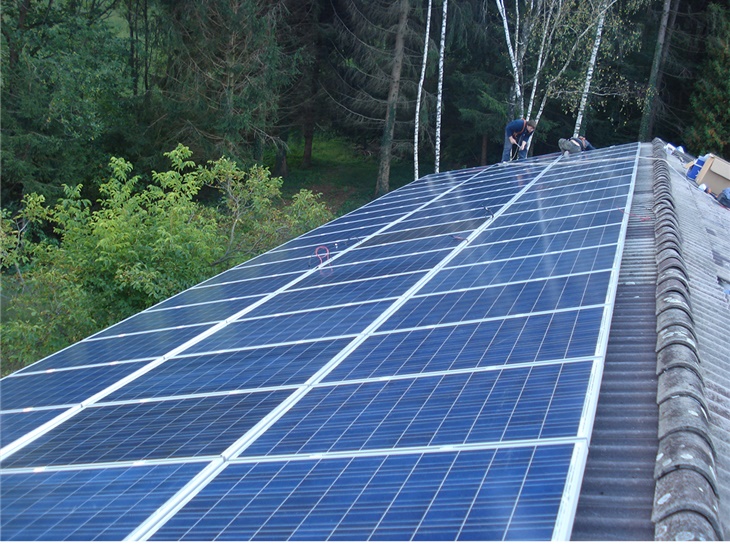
[501,119,537,162]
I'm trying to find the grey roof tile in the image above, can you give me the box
[657,367,706,407]
[655,431,717,492]
[655,511,720,541]
[652,468,722,538]
[571,144,659,541]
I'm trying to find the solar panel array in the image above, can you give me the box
[0,143,640,541]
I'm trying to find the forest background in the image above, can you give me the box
[1,0,729,374]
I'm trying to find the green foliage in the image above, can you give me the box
[1,192,104,374]
[1,1,131,205]
[685,3,730,157]
[283,188,333,240]
[1,145,332,375]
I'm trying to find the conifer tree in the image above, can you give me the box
[327,0,422,195]
[685,3,730,157]
[156,0,298,162]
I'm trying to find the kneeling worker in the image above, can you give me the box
[558,136,595,154]
[502,119,537,162]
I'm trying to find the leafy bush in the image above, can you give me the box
[1,145,332,375]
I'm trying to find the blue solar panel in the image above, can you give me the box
[1,363,144,410]
[151,273,300,307]
[22,325,209,373]
[101,338,354,401]
[0,143,641,541]
[244,363,591,456]
[253,272,425,314]
[91,297,262,338]
[151,445,574,541]
[380,272,611,330]
[421,246,616,293]
[333,233,459,261]
[452,224,622,266]
[290,249,450,288]
[324,309,602,382]
[1,409,67,447]
[4,390,294,467]
[186,301,388,354]
[1,462,206,541]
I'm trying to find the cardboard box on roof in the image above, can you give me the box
[696,154,730,194]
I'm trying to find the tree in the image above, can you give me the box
[453,74,508,165]
[490,0,644,139]
[273,0,330,172]
[414,0,434,180]
[685,2,730,157]
[154,0,299,163]
[375,0,410,196]
[434,0,449,173]
[639,0,673,141]
[1,0,131,205]
[326,0,422,195]
[574,0,616,137]
[490,0,601,140]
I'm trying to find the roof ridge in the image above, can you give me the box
[650,138,723,541]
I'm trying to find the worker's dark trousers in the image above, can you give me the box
[501,134,527,162]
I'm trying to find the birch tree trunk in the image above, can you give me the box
[414,0,433,180]
[376,0,409,197]
[525,5,552,120]
[639,0,672,141]
[434,0,448,173]
[573,2,608,137]
[495,0,523,116]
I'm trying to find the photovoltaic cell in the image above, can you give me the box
[199,255,313,280]
[185,301,389,354]
[331,234,458,263]
[361,218,487,247]
[324,309,602,382]
[476,209,625,245]
[151,273,300,307]
[382,272,611,330]
[90,296,262,338]
[252,272,424,315]
[420,246,616,293]
[197,266,304,287]
[289,249,450,289]
[0,143,641,541]
[22,325,209,374]
[450,224,622,266]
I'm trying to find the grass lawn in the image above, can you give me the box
[274,136,420,217]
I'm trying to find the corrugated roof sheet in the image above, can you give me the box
[571,143,658,540]
[574,140,729,541]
